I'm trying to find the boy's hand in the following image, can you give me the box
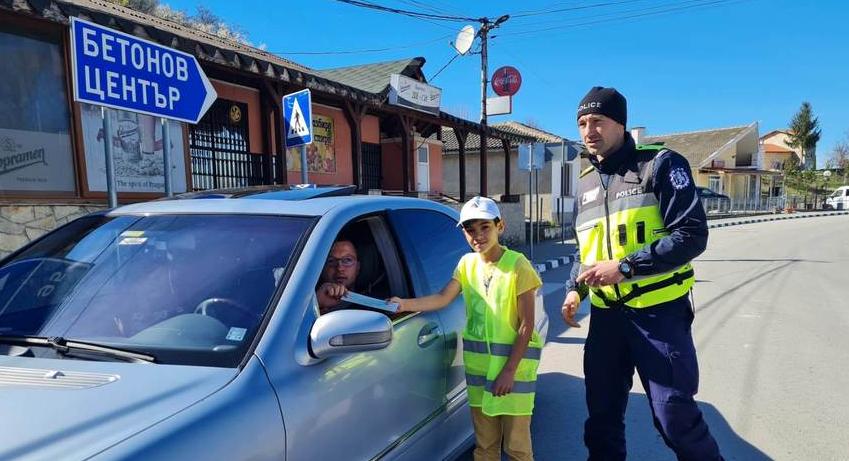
[561,291,582,328]
[389,296,408,312]
[492,368,516,397]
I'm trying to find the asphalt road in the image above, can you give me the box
[462,214,849,460]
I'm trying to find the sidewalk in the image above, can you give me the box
[707,209,849,228]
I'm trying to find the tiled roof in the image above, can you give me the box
[760,129,791,140]
[762,143,794,154]
[441,121,565,152]
[317,58,424,94]
[643,125,752,166]
[491,122,564,144]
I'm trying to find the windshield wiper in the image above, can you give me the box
[0,335,156,363]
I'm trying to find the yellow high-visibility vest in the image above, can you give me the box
[575,145,695,308]
[456,249,542,416]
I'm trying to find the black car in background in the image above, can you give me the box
[697,187,731,213]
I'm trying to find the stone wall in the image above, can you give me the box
[0,204,107,259]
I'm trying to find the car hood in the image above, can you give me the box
[0,356,238,461]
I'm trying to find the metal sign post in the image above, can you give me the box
[519,142,545,261]
[161,118,172,196]
[560,140,566,244]
[101,107,117,207]
[300,145,308,184]
[529,147,534,261]
[69,17,216,204]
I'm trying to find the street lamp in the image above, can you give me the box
[823,170,832,208]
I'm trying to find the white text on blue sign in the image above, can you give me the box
[71,18,215,123]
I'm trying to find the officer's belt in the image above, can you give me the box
[592,268,694,307]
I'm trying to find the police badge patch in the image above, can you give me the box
[669,167,691,190]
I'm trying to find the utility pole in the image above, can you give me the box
[477,14,509,197]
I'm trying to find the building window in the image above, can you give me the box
[708,175,721,193]
[0,28,75,194]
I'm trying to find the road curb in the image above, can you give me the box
[535,255,576,274]
[707,210,849,229]
[533,211,849,272]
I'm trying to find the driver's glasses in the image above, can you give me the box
[325,256,357,268]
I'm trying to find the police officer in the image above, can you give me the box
[561,87,723,461]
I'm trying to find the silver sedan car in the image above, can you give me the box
[0,186,549,460]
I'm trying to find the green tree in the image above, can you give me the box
[782,153,801,190]
[786,102,822,171]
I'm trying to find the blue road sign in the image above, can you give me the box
[518,142,546,171]
[69,17,217,124]
[283,90,313,148]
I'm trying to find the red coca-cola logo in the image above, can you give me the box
[491,66,522,97]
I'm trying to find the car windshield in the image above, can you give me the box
[831,190,843,198]
[0,214,312,367]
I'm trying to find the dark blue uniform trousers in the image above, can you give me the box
[583,296,722,461]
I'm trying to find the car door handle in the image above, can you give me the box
[417,322,442,348]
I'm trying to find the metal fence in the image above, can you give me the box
[190,151,272,191]
[700,195,833,216]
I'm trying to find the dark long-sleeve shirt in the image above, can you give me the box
[565,134,709,296]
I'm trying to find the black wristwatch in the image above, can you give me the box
[618,258,634,279]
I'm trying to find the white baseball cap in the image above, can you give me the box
[458,196,501,226]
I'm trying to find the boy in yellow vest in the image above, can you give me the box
[391,196,543,461]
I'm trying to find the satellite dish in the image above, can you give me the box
[453,25,475,55]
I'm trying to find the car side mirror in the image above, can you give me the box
[310,310,392,359]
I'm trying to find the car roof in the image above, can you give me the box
[108,186,453,217]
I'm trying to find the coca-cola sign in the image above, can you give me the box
[491,66,522,97]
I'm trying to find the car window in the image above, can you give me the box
[388,209,468,295]
[315,217,410,320]
[0,214,312,367]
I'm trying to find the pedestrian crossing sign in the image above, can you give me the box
[283,89,312,148]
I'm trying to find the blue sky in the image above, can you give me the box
[167,0,847,163]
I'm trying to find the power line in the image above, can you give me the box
[512,0,654,18]
[334,0,480,22]
[489,39,559,89]
[428,53,460,81]
[500,0,741,38]
[273,33,452,55]
[392,0,457,16]
[506,0,718,28]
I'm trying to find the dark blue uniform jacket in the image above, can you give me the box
[565,133,709,298]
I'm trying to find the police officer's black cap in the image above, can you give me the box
[576,86,627,127]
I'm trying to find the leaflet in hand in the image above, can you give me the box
[341,291,399,313]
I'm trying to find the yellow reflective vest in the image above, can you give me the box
[575,145,695,308]
[455,249,542,416]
